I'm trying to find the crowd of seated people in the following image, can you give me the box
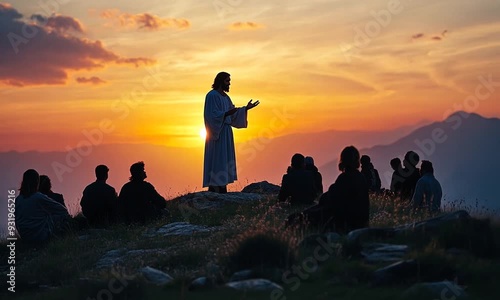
[15,146,443,245]
[14,161,169,243]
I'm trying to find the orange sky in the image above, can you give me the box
[1,0,499,152]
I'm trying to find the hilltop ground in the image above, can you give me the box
[1,189,500,300]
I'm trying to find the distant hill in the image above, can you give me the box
[321,111,500,210]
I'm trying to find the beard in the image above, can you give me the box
[222,84,230,92]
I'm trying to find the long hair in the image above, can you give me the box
[338,146,360,172]
[20,169,40,197]
[39,175,52,194]
[211,71,230,90]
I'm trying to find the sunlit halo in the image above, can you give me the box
[199,127,207,140]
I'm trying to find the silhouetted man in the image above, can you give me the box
[305,156,323,197]
[412,160,442,212]
[203,72,260,193]
[80,165,118,226]
[360,155,381,192]
[389,157,403,193]
[118,161,167,224]
[400,151,421,200]
[278,153,317,205]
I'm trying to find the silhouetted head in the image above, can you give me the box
[360,155,371,167]
[403,151,420,168]
[95,164,109,181]
[304,156,314,167]
[130,161,146,181]
[20,169,40,197]
[390,157,401,171]
[212,71,230,92]
[420,160,434,175]
[291,153,305,169]
[39,175,52,194]
[338,146,360,172]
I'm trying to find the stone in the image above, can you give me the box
[229,270,255,282]
[95,248,168,269]
[394,210,470,233]
[173,191,265,211]
[241,181,281,195]
[95,248,126,269]
[225,279,284,291]
[361,243,408,263]
[140,266,174,286]
[155,222,214,236]
[188,277,213,291]
[402,281,467,299]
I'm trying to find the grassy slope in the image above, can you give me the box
[1,193,499,299]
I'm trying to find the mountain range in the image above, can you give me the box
[1,111,498,235]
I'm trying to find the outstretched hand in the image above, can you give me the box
[246,99,260,110]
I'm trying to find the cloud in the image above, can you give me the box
[76,76,106,85]
[412,33,424,40]
[99,9,190,30]
[0,4,155,87]
[411,29,448,42]
[228,22,265,30]
[31,14,84,33]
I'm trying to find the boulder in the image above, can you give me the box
[188,276,213,291]
[229,269,255,282]
[225,278,284,291]
[140,266,174,286]
[241,181,281,195]
[394,210,471,233]
[173,191,265,210]
[402,281,467,299]
[95,248,127,269]
[361,243,408,263]
[145,222,216,237]
[95,248,169,269]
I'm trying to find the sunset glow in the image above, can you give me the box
[0,0,499,153]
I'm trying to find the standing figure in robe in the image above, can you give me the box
[203,71,260,193]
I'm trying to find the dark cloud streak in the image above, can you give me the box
[0,4,155,87]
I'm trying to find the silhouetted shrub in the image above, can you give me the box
[219,229,297,274]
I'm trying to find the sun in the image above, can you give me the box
[199,127,207,140]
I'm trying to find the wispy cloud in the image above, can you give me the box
[0,4,155,87]
[411,29,448,42]
[412,33,425,40]
[99,9,190,30]
[228,21,265,30]
[31,14,84,33]
[76,76,106,85]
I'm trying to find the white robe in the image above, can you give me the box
[203,89,248,187]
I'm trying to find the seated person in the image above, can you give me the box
[80,165,119,226]
[411,160,442,213]
[278,153,317,205]
[287,146,369,233]
[389,157,403,193]
[304,156,323,197]
[360,155,381,192]
[400,151,421,201]
[15,169,71,243]
[39,175,66,207]
[118,161,167,224]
